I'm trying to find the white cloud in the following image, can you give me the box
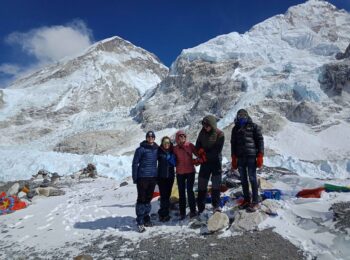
[0,64,21,76]
[0,20,94,87]
[5,20,93,63]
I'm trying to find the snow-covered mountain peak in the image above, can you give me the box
[138,1,350,178]
[179,0,350,65]
[86,36,164,65]
[0,36,168,151]
[9,36,167,92]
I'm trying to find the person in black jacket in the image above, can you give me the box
[230,109,264,212]
[196,115,225,213]
[132,130,158,232]
[157,136,176,222]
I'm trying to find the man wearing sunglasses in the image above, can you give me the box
[230,109,264,212]
[196,115,225,213]
[132,130,158,232]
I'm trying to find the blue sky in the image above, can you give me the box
[0,0,349,87]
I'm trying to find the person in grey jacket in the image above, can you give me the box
[132,130,158,232]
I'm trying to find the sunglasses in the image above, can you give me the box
[179,134,186,138]
[146,135,155,138]
[202,122,210,128]
[237,114,248,119]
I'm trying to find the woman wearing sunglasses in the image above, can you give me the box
[157,136,176,222]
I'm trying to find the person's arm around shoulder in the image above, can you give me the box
[132,147,142,184]
[231,127,238,170]
[216,130,225,154]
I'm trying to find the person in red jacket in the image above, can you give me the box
[173,130,198,220]
[231,109,264,212]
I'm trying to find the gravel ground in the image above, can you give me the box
[76,229,306,260]
[0,229,306,259]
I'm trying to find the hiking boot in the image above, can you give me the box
[213,206,222,213]
[144,221,154,227]
[246,203,259,213]
[163,215,171,222]
[179,215,186,221]
[159,215,171,222]
[189,211,198,219]
[238,200,251,210]
[137,225,146,233]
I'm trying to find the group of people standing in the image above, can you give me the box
[132,109,264,233]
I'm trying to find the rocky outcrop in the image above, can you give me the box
[286,101,322,125]
[319,60,350,97]
[335,43,350,60]
[135,58,243,130]
[54,131,122,154]
[53,129,139,155]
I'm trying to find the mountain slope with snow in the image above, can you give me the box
[137,0,350,178]
[1,0,350,180]
[0,36,168,153]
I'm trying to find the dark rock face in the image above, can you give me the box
[319,61,350,97]
[286,101,322,125]
[135,58,243,131]
[335,43,350,60]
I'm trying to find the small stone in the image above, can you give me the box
[189,219,206,229]
[27,190,37,199]
[49,187,65,196]
[119,181,128,187]
[74,255,93,260]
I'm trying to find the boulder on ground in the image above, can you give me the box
[7,183,20,196]
[36,187,65,197]
[231,210,268,232]
[260,199,281,216]
[207,212,229,232]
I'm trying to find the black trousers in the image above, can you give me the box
[176,173,196,216]
[136,177,157,225]
[238,156,258,203]
[197,162,222,212]
[158,177,175,217]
